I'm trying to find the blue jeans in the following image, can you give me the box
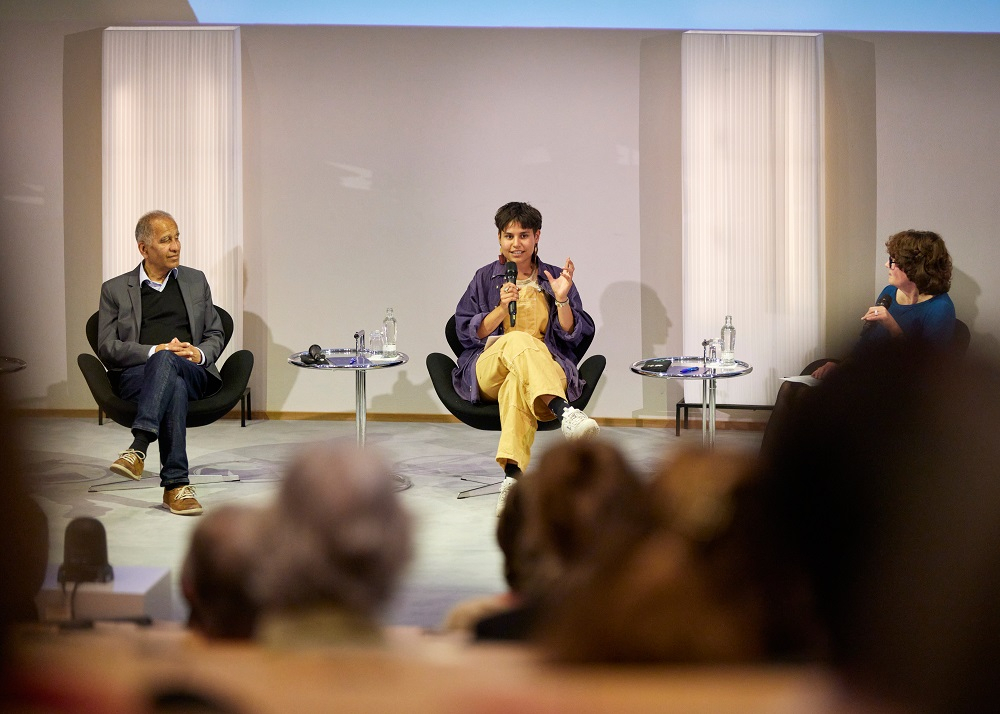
[118,350,215,488]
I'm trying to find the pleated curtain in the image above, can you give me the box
[102,26,243,353]
[682,31,824,406]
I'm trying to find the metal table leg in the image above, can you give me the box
[701,380,708,444]
[355,370,367,447]
[707,376,717,448]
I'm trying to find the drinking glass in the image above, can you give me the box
[368,329,384,358]
[703,338,722,365]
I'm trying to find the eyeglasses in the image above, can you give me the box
[888,256,897,268]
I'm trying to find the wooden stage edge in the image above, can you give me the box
[15,408,768,431]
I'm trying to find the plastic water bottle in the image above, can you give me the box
[721,315,735,365]
[383,308,397,357]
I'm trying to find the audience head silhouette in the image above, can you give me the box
[251,441,412,646]
[766,339,1000,714]
[182,504,261,640]
[537,447,825,663]
[517,439,654,602]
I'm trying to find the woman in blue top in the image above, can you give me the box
[811,229,955,379]
[762,229,956,455]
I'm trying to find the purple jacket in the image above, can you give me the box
[451,259,595,404]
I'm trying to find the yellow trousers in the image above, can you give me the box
[475,331,568,471]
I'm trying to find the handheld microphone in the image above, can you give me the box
[300,344,328,365]
[861,294,893,335]
[505,262,518,327]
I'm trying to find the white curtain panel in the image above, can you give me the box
[682,31,824,406]
[102,26,243,353]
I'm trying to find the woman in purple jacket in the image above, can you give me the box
[453,202,599,515]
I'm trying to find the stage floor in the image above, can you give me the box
[20,416,762,629]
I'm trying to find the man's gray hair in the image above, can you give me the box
[252,442,413,617]
[134,210,175,244]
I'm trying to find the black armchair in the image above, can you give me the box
[426,314,605,496]
[78,307,254,490]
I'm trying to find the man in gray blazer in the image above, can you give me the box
[98,210,225,515]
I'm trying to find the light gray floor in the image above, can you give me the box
[22,416,763,630]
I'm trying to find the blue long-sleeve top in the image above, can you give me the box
[856,285,956,349]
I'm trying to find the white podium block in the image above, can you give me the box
[35,564,172,622]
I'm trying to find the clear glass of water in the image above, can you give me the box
[703,338,722,365]
[368,329,384,358]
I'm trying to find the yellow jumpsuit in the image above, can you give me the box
[475,284,568,470]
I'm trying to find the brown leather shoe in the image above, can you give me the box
[163,485,203,516]
[110,449,145,480]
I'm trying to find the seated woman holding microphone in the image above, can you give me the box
[760,229,956,457]
[452,202,599,516]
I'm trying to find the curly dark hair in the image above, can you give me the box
[886,229,952,295]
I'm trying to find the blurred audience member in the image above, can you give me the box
[0,387,48,642]
[765,339,1000,714]
[537,448,825,663]
[441,478,528,636]
[517,439,655,602]
[1,388,124,711]
[467,439,654,641]
[251,442,412,648]
[182,504,262,640]
[539,339,1000,714]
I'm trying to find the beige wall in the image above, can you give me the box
[864,32,1000,354]
[2,19,999,417]
[238,25,643,417]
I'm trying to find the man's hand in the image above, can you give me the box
[156,337,203,363]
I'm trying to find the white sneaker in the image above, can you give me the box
[496,476,517,517]
[561,406,599,440]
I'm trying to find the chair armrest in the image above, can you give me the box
[219,349,254,392]
[578,354,606,385]
[77,353,117,405]
[76,353,138,427]
[426,352,461,406]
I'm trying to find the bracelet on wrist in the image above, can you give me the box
[555,298,569,308]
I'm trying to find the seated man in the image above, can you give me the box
[98,210,224,515]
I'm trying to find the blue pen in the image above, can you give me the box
[679,366,699,374]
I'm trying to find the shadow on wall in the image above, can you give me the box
[369,371,443,415]
[244,311,293,416]
[599,281,675,417]
[950,267,1000,358]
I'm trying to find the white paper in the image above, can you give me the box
[781,375,820,386]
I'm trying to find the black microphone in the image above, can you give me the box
[505,262,518,327]
[861,294,893,335]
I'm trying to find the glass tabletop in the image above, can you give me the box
[288,348,409,370]
[630,356,752,379]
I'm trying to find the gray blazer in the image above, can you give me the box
[97,264,225,383]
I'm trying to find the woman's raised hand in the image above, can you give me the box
[544,257,575,302]
[862,303,903,338]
